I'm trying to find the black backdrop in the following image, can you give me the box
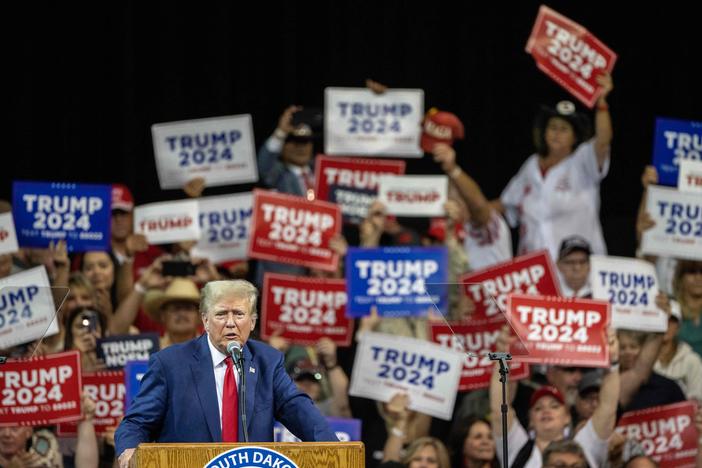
[5,1,701,256]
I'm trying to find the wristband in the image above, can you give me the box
[597,102,609,111]
[273,128,287,140]
[449,166,462,179]
[390,427,405,438]
[609,361,620,372]
[134,282,147,295]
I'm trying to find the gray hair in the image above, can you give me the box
[200,280,258,318]
[542,440,587,466]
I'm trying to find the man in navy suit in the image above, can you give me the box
[115,280,337,467]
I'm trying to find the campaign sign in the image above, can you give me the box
[133,199,200,245]
[678,159,702,194]
[56,371,125,436]
[324,87,424,157]
[261,273,352,346]
[346,246,448,317]
[0,350,82,426]
[96,333,160,370]
[429,317,531,391]
[349,332,463,420]
[248,190,341,271]
[12,181,111,252]
[204,447,298,468]
[151,114,259,190]
[377,175,449,217]
[505,294,610,367]
[525,5,617,108]
[460,251,561,320]
[641,186,702,261]
[0,213,19,256]
[124,360,149,411]
[652,118,702,187]
[616,401,699,468]
[590,255,668,332]
[314,155,406,224]
[190,193,253,263]
[0,266,59,350]
[274,417,361,442]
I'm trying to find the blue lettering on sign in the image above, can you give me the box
[597,270,654,307]
[167,131,241,167]
[652,118,702,186]
[337,102,411,136]
[200,207,252,244]
[0,286,36,330]
[346,247,448,318]
[656,200,702,238]
[205,446,298,468]
[371,345,452,390]
[12,181,111,252]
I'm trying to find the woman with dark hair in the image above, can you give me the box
[449,417,498,468]
[494,73,614,260]
[63,307,108,372]
[79,250,120,316]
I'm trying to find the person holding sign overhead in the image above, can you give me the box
[115,280,337,468]
[495,73,614,261]
[489,326,620,467]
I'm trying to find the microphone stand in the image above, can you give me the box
[489,352,512,467]
[234,354,249,443]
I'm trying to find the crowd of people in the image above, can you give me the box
[1,75,701,468]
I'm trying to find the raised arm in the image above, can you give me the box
[432,143,492,227]
[593,73,614,169]
[618,332,664,408]
[590,328,620,439]
[316,338,352,418]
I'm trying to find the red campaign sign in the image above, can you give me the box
[525,5,617,108]
[0,351,82,426]
[505,294,610,367]
[429,317,530,391]
[314,155,406,223]
[248,189,342,271]
[460,251,561,320]
[616,401,699,468]
[261,273,352,346]
[56,371,125,436]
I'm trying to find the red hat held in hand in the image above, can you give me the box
[420,108,465,152]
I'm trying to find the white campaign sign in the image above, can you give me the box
[324,88,424,157]
[641,186,702,261]
[133,200,200,245]
[678,159,702,194]
[349,332,463,420]
[0,213,19,255]
[590,255,667,332]
[190,193,253,263]
[0,266,59,349]
[377,175,448,217]
[151,114,259,190]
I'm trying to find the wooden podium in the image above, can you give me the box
[131,442,365,467]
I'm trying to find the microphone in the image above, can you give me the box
[227,341,243,372]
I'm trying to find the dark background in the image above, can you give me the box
[5,2,700,256]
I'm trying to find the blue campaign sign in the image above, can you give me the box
[274,417,361,442]
[12,181,112,252]
[345,246,448,317]
[652,118,702,186]
[124,360,149,411]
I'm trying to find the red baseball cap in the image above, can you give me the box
[530,385,565,408]
[420,108,465,152]
[111,184,134,212]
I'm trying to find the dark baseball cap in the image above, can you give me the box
[558,235,592,260]
[578,371,603,396]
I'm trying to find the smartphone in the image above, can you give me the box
[162,260,196,277]
[80,311,99,333]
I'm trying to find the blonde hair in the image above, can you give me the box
[200,280,258,318]
[673,260,702,320]
[401,437,451,468]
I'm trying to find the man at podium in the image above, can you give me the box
[115,280,338,467]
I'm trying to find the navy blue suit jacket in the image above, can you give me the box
[115,335,337,455]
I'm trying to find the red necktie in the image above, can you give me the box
[221,356,238,442]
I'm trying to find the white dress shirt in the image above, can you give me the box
[207,335,240,428]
